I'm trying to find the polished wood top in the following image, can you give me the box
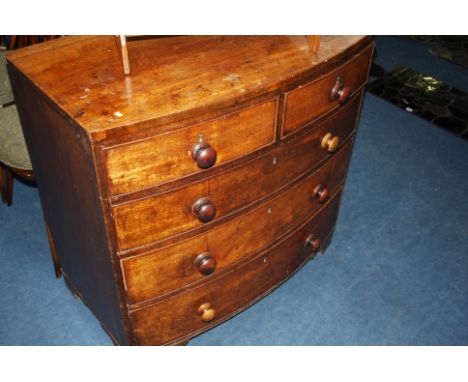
[6,36,370,139]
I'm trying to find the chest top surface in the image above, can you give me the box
[6,35,370,139]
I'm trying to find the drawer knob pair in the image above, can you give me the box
[192,197,217,223]
[313,184,329,203]
[330,77,351,105]
[305,234,321,253]
[192,142,217,169]
[195,252,217,275]
[321,133,340,153]
[197,302,216,322]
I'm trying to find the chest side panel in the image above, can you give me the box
[7,63,129,345]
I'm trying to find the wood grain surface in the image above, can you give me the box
[283,44,373,135]
[6,36,371,141]
[121,137,354,303]
[105,99,277,195]
[113,94,361,251]
[130,192,343,345]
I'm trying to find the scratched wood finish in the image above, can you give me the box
[7,36,374,346]
[283,44,373,135]
[6,36,371,142]
[130,193,342,345]
[121,138,354,303]
[113,95,361,251]
[105,99,277,195]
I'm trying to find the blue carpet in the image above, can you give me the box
[1,37,467,345]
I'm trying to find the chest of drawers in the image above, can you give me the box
[6,35,374,345]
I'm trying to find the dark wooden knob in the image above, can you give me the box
[192,197,217,223]
[192,142,217,169]
[197,303,216,322]
[321,133,340,152]
[313,184,329,203]
[330,78,351,105]
[194,252,217,275]
[305,234,321,253]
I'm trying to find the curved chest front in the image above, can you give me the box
[8,35,374,345]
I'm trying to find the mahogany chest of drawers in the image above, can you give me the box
[7,35,374,345]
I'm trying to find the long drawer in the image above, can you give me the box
[130,192,342,345]
[113,93,361,251]
[282,44,372,136]
[104,99,277,196]
[121,138,354,304]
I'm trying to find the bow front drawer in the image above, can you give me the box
[104,99,277,195]
[112,93,361,251]
[282,44,372,135]
[121,137,354,303]
[129,193,342,345]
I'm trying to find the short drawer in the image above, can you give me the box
[282,44,372,135]
[121,138,354,303]
[104,99,277,195]
[113,93,361,251]
[129,192,342,345]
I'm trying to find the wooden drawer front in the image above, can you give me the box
[104,99,277,195]
[121,138,353,302]
[113,94,360,251]
[130,192,342,345]
[283,44,372,135]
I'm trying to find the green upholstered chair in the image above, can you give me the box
[0,49,61,277]
[1,46,61,278]
[0,50,34,206]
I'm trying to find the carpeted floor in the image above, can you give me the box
[1,36,467,345]
[373,36,468,93]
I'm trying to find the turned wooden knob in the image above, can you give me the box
[192,197,217,223]
[192,142,217,169]
[313,184,329,203]
[321,133,340,153]
[197,303,216,322]
[330,78,351,105]
[194,252,217,275]
[305,234,321,253]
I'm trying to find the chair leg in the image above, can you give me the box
[45,221,62,278]
[1,164,14,206]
